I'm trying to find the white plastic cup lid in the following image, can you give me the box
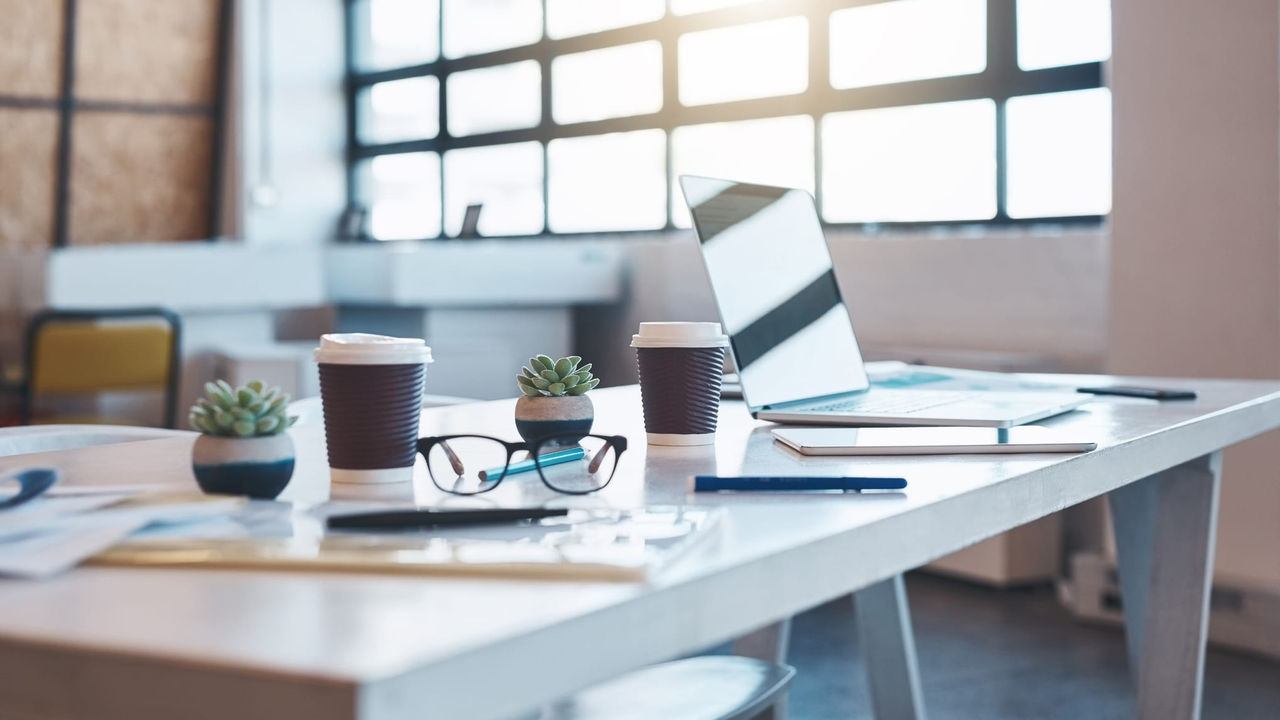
[631,322,730,349]
[314,333,433,365]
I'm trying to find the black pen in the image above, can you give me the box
[326,507,569,531]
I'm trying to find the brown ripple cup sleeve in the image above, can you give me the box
[314,333,432,484]
[631,322,730,446]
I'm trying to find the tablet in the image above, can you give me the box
[771,426,1097,456]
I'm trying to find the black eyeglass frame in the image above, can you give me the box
[416,433,629,496]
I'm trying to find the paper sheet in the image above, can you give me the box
[0,493,245,579]
[93,506,724,582]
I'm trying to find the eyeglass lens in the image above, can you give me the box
[424,436,510,495]
[534,435,618,494]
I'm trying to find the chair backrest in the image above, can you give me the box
[21,308,182,428]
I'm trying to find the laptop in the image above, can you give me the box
[679,175,1088,428]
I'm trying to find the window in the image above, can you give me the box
[551,42,664,124]
[824,100,997,223]
[548,130,668,233]
[347,0,1109,239]
[678,17,809,106]
[829,0,987,90]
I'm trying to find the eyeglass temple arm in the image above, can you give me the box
[440,440,466,476]
[586,438,621,474]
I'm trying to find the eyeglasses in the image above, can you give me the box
[417,434,628,496]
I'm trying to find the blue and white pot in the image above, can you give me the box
[192,434,295,500]
[513,395,594,446]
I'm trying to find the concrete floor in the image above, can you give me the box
[786,573,1280,719]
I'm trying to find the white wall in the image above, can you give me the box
[1109,0,1280,586]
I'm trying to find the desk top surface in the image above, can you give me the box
[2,375,1278,720]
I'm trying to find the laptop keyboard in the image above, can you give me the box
[802,390,982,415]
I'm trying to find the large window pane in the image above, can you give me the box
[354,0,439,71]
[672,0,765,15]
[548,130,667,232]
[671,115,814,227]
[679,17,808,106]
[446,61,541,137]
[547,0,664,39]
[361,153,442,240]
[830,0,986,89]
[1006,88,1111,218]
[552,42,663,125]
[443,0,541,59]
[358,77,439,144]
[443,142,544,236]
[822,99,997,223]
[1017,0,1111,70]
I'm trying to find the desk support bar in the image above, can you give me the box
[854,574,927,720]
[1110,452,1222,720]
[732,618,793,720]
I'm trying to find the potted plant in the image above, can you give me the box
[514,355,600,444]
[189,380,298,499]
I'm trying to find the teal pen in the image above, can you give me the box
[479,447,585,481]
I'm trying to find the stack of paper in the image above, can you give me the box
[93,506,724,582]
[0,490,244,579]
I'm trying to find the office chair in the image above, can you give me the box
[530,655,796,720]
[19,308,182,429]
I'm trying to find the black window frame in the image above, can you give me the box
[343,0,1105,240]
[0,0,231,248]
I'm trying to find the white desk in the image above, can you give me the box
[1,376,1278,720]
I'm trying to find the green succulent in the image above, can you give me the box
[517,354,599,397]
[190,379,298,437]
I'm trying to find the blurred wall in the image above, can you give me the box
[1110,0,1280,586]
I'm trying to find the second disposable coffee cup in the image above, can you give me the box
[314,333,432,484]
[631,322,729,446]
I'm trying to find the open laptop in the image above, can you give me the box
[679,175,1088,428]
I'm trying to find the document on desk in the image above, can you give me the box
[0,493,244,579]
[91,506,725,582]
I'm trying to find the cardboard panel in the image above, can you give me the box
[75,0,221,106]
[0,0,64,98]
[68,112,212,244]
[0,108,59,249]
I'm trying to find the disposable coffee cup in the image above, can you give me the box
[631,322,730,446]
[314,333,432,484]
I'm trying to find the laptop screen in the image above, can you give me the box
[681,176,870,410]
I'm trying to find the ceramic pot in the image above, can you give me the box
[192,434,295,500]
[513,395,594,445]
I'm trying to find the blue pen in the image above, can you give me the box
[693,476,907,492]
[479,447,586,481]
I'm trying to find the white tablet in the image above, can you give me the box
[771,426,1097,456]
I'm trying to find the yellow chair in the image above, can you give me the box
[20,309,182,428]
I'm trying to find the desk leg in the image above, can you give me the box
[1110,452,1221,720]
[854,575,927,720]
[733,618,793,720]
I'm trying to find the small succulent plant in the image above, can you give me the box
[190,379,298,437]
[517,355,599,397]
